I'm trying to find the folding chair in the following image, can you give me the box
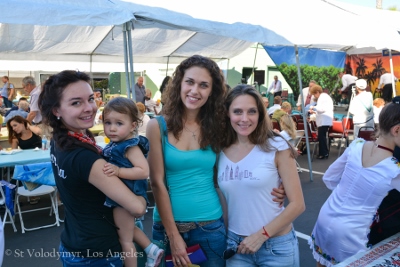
[13,163,60,233]
[357,126,376,141]
[271,119,281,131]
[342,117,354,139]
[0,181,17,232]
[328,120,350,157]
[301,122,319,161]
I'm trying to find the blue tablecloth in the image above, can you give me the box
[0,149,50,168]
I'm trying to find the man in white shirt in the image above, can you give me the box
[378,70,398,103]
[267,76,282,97]
[296,80,317,111]
[268,96,282,115]
[338,72,358,108]
[22,76,42,125]
[349,79,374,138]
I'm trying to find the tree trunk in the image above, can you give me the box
[376,0,382,9]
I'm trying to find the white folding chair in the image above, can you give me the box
[13,163,60,233]
[0,181,17,232]
[15,184,60,233]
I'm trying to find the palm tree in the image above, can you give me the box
[364,71,376,88]
[372,58,385,80]
[355,57,368,78]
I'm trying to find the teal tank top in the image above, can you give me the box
[153,119,222,222]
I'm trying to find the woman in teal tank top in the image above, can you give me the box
[147,55,228,267]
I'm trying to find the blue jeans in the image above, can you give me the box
[59,243,123,267]
[3,97,13,108]
[226,228,299,267]
[152,217,226,267]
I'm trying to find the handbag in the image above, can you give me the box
[165,244,207,267]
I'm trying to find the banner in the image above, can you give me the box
[346,53,400,95]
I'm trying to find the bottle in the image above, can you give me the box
[41,135,48,150]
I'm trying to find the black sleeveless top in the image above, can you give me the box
[17,133,42,149]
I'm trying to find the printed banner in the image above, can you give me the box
[345,53,400,95]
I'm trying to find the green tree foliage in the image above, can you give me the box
[94,79,108,89]
[278,63,342,102]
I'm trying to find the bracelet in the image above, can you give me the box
[116,167,120,177]
[262,226,270,238]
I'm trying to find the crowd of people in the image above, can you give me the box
[0,55,399,267]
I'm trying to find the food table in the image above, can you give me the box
[0,149,51,180]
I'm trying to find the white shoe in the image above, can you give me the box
[145,244,164,267]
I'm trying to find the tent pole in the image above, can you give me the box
[90,54,94,89]
[127,22,135,100]
[251,43,259,86]
[166,56,170,77]
[295,45,313,182]
[389,49,396,98]
[122,23,131,100]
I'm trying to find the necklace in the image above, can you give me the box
[184,126,199,140]
[375,143,394,154]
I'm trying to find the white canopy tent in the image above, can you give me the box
[0,0,289,64]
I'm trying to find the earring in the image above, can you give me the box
[57,116,60,120]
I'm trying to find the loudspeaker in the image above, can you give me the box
[254,70,265,85]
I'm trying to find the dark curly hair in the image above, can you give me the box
[223,85,297,157]
[38,70,98,153]
[162,55,227,152]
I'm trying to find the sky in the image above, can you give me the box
[336,0,399,9]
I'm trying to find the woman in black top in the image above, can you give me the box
[6,116,42,149]
[38,70,146,266]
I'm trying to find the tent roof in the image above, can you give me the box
[2,0,400,67]
[0,0,289,64]
[324,0,400,54]
[138,0,400,53]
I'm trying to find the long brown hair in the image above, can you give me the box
[224,85,297,157]
[6,116,30,144]
[162,55,227,152]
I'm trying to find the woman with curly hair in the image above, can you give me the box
[147,55,228,267]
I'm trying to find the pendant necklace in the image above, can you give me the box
[184,126,199,140]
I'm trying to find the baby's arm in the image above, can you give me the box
[103,146,149,180]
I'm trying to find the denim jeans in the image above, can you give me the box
[226,228,299,267]
[59,243,123,267]
[152,217,226,267]
[3,97,12,108]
